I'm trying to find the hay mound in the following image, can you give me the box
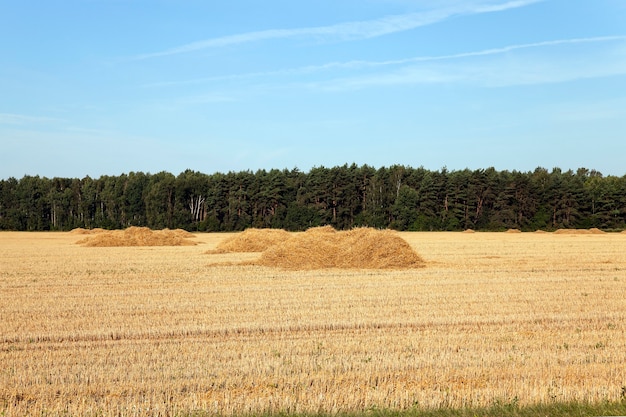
[506,229,521,233]
[588,228,606,234]
[208,228,292,253]
[554,229,582,234]
[303,225,337,235]
[462,229,475,233]
[76,227,197,247]
[168,228,197,238]
[554,229,602,235]
[69,227,106,235]
[256,227,425,270]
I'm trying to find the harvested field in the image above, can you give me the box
[1,231,626,416]
[207,227,291,253]
[75,226,198,247]
[256,227,425,270]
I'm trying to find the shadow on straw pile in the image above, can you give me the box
[206,228,292,253]
[250,226,425,270]
[75,226,197,247]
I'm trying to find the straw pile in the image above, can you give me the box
[554,229,589,234]
[69,228,106,235]
[256,227,425,270]
[76,227,197,247]
[554,228,605,235]
[304,225,338,235]
[506,228,522,233]
[208,228,292,253]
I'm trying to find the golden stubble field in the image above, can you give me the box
[1,230,625,416]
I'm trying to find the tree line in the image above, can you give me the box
[1,165,625,232]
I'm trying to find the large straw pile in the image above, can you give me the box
[208,228,292,253]
[76,227,197,247]
[256,227,425,270]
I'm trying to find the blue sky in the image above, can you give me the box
[1,0,625,179]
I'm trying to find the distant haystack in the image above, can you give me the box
[554,229,587,235]
[553,229,605,235]
[256,227,425,270]
[76,227,197,247]
[69,228,106,235]
[462,229,475,233]
[506,229,522,233]
[207,228,292,253]
[303,225,337,235]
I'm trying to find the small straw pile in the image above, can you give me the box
[554,228,606,235]
[208,228,292,253]
[69,227,106,235]
[76,226,197,247]
[506,228,522,233]
[256,227,425,270]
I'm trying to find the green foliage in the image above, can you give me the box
[1,166,625,232]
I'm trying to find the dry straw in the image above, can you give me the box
[256,226,425,270]
[76,226,197,247]
[69,227,106,235]
[207,228,292,253]
[554,228,606,235]
[3,231,626,415]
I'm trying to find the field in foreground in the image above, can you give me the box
[1,231,625,416]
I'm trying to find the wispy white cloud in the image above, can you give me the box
[307,36,626,90]
[353,35,626,68]
[145,35,626,88]
[135,0,544,60]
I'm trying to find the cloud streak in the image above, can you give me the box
[311,36,626,90]
[135,0,544,59]
[145,35,626,88]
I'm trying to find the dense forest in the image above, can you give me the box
[1,165,625,232]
